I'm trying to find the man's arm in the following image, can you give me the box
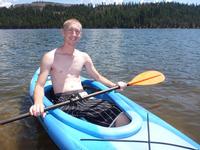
[84,53,119,87]
[30,53,52,117]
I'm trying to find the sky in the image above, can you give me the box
[0,0,200,8]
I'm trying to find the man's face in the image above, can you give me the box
[63,23,82,46]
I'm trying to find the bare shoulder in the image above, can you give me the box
[41,49,56,66]
[75,49,91,60]
[43,49,56,59]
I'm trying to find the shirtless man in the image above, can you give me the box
[29,18,129,127]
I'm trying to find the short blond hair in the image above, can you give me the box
[63,18,82,30]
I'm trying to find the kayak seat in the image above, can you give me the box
[109,112,131,127]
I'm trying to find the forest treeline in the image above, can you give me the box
[0,2,200,28]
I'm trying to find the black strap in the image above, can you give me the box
[147,113,151,150]
[80,139,198,150]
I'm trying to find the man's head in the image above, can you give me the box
[63,18,82,30]
[62,18,82,45]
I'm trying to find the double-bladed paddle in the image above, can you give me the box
[0,70,165,125]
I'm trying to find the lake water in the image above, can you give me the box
[0,29,200,149]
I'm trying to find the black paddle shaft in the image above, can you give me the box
[0,86,119,125]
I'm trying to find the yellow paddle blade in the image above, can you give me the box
[127,70,165,86]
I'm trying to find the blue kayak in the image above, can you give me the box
[29,69,200,150]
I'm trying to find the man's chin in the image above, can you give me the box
[67,43,76,47]
[68,40,79,46]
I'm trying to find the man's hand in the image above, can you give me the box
[117,81,127,91]
[29,103,46,118]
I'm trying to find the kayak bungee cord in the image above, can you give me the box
[80,139,198,150]
[147,113,151,150]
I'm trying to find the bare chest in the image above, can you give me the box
[51,54,84,76]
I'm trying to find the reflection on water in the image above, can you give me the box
[0,29,200,149]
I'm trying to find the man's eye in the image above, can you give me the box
[67,29,81,35]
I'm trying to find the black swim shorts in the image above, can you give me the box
[51,91,122,127]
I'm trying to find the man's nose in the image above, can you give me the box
[72,31,77,36]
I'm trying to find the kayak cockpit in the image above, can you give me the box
[42,78,143,139]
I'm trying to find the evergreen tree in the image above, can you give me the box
[0,2,199,28]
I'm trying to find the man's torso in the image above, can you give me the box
[49,49,86,94]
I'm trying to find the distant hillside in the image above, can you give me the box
[0,2,200,28]
[14,1,72,10]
